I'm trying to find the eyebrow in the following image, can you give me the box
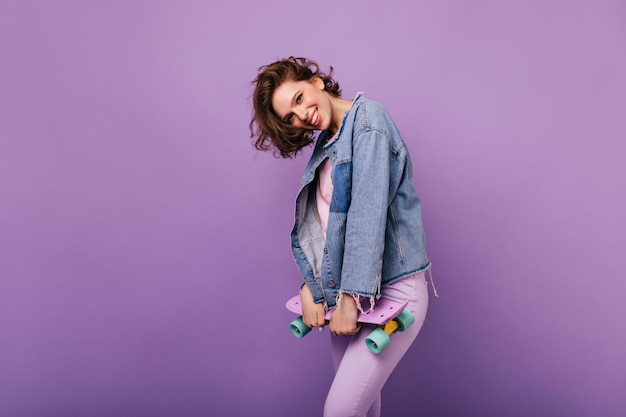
[291,90,300,106]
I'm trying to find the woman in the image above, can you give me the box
[250,56,435,417]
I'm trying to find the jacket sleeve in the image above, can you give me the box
[339,126,391,305]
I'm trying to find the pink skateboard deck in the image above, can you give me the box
[285,295,409,325]
[286,294,414,354]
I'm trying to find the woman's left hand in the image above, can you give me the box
[329,294,361,336]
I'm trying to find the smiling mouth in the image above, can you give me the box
[309,109,320,127]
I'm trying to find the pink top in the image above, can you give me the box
[316,158,333,237]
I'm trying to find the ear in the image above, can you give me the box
[312,76,325,90]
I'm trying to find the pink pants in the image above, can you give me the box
[324,272,429,417]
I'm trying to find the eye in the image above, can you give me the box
[286,114,294,124]
[295,93,302,104]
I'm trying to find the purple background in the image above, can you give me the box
[1,1,625,416]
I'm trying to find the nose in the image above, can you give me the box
[294,105,308,122]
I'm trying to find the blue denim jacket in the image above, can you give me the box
[290,94,430,310]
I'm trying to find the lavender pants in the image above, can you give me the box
[324,272,429,417]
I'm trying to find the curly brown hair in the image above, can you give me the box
[249,57,341,158]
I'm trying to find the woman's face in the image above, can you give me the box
[271,77,332,131]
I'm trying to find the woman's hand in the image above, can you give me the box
[300,284,326,329]
[329,294,361,336]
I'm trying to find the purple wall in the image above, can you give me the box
[1,1,624,416]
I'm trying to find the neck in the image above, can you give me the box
[328,96,354,135]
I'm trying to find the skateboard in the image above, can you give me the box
[285,295,415,354]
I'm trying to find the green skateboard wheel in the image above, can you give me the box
[395,309,415,332]
[365,328,391,354]
[290,316,312,338]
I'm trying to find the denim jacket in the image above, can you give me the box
[290,94,430,311]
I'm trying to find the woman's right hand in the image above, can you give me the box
[300,284,326,329]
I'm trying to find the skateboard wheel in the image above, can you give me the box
[395,309,415,332]
[365,328,391,354]
[290,316,312,338]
